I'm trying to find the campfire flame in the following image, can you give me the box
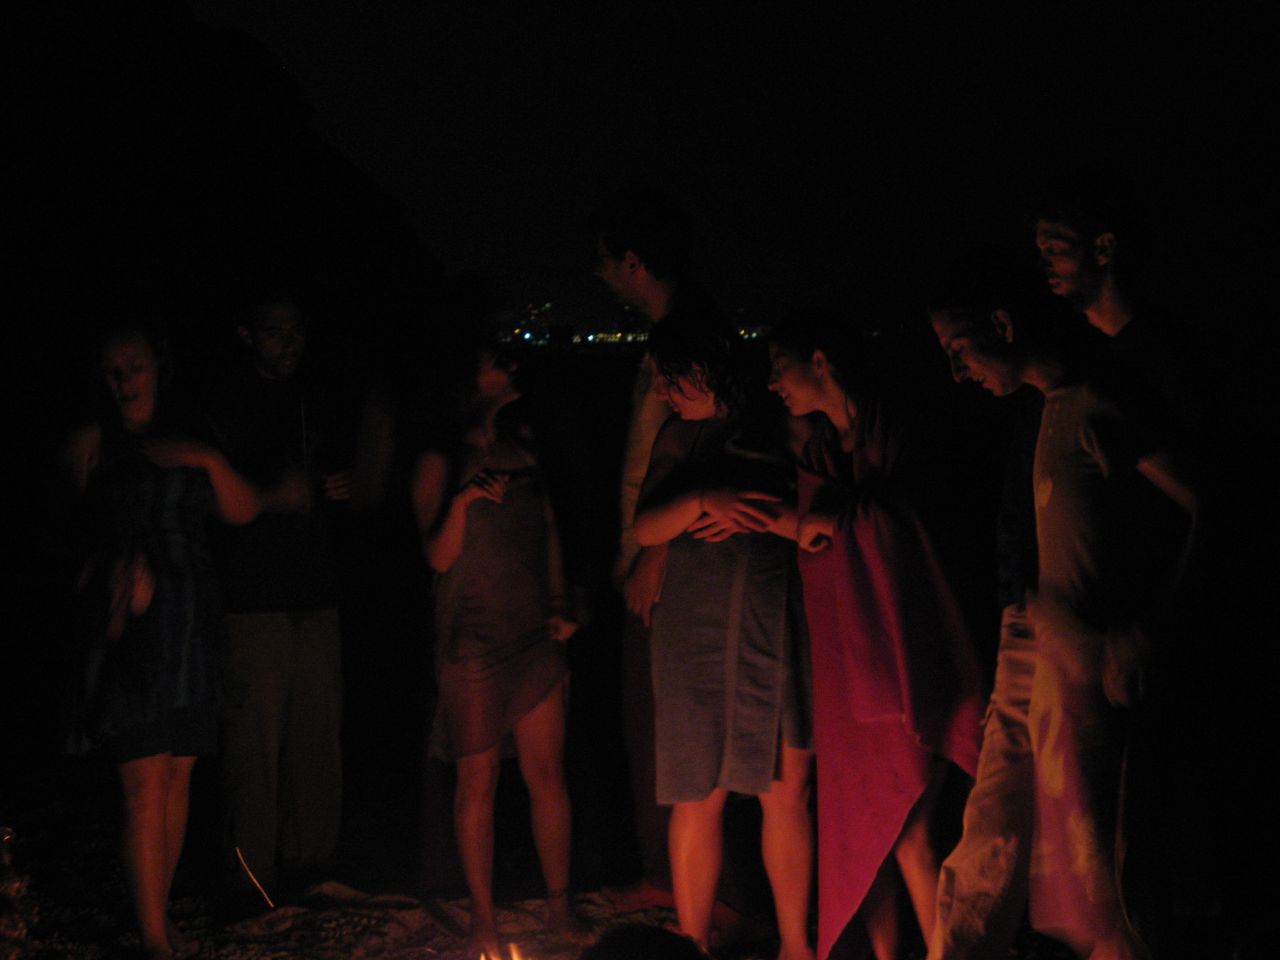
[480,945,527,960]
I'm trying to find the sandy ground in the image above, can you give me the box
[4,758,1079,960]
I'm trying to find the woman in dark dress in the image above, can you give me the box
[62,326,260,959]
[767,315,984,960]
[411,339,577,960]
[634,322,814,960]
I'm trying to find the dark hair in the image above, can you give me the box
[587,185,692,281]
[767,307,875,402]
[924,246,1088,354]
[412,273,514,447]
[1023,169,1139,254]
[577,924,709,960]
[236,284,304,328]
[646,316,745,415]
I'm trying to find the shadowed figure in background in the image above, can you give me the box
[928,266,1197,960]
[411,328,580,960]
[1030,189,1237,955]
[588,186,727,895]
[766,311,984,960]
[61,324,261,959]
[633,320,814,960]
[204,295,350,907]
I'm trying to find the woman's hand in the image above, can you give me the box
[689,489,780,541]
[797,512,836,553]
[107,552,154,640]
[457,469,510,507]
[548,614,579,643]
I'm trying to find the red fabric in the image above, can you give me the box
[797,408,983,959]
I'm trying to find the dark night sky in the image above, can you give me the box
[15,2,1278,442]
[31,2,1272,327]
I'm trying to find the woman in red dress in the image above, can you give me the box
[767,315,984,960]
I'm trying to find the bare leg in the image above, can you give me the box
[863,864,902,960]
[895,761,948,943]
[162,756,197,955]
[758,746,815,960]
[513,681,579,932]
[119,754,175,958]
[455,747,503,959]
[1088,934,1138,960]
[668,788,729,948]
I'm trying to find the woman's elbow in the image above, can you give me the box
[424,543,454,573]
[222,497,261,526]
[633,517,663,547]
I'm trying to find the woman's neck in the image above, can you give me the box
[821,389,856,450]
[464,403,503,449]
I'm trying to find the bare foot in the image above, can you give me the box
[778,945,817,960]
[546,892,592,943]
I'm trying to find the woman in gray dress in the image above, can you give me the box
[634,321,814,960]
[411,338,577,960]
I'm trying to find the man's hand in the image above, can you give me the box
[1103,622,1150,708]
[322,469,353,502]
[266,467,315,513]
[624,545,668,626]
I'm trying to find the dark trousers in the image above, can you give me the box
[221,608,342,888]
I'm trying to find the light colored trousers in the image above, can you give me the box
[929,603,1036,960]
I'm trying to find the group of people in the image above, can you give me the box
[590,187,1201,960]
[61,182,1209,960]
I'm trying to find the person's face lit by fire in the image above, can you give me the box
[240,301,307,381]
[766,344,828,417]
[1035,219,1111,307]
[929,308,1022,397]
[102,334,160,432]
[663,366,719,421]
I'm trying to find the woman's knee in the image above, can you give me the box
[763,752,813,813]
[455,755,501,804]
[518,754,567,798]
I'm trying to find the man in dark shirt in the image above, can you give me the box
[207,296,348,901]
